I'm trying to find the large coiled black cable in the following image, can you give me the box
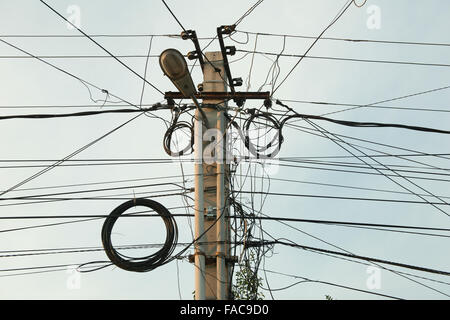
[101,198,178,272]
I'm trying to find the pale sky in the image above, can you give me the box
[0,0,449,300]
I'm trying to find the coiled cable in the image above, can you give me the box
[163,109,194,157]
[225,109,284,159]
[101,198,178,272]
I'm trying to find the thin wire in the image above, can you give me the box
[40,0,164,95]
[238,49,450,69]
[272,0,354,95]
[0,106,172,121]
[234,0,265,27]
[235,29,450,47]
[267,240,450,277]
[261,269,402,299]
[301,117,450,218]
[161,0,187,32]
[0,112,145,198]
[280,98,450,113]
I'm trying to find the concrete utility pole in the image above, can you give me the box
[161,46,268,300]
[194,51,231,300]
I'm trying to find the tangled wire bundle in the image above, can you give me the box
[163,110,194,157]
[101,198,178,272]
[225,110,284,159]
[243,109,284,158]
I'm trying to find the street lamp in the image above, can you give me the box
[159,48,208,127]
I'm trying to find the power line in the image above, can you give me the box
[320,85,450,117]
[279,98,450,113]
[298,116,450,219]
[0,105,175,121]
[261,268,403,300]
[161,0,187,32]
[4,29,449,48]
[0,37,158,117]
[272,0,354,95]
[257,240,450,277]
[0,112,145,198]
[298,111,450,218]
[0,33,181,38]
[281,121,450,172]
[238,49,450,68]
[0,181,186,201]
[40,0,164,96]
[235,29,450,47]
[243,201,450,296]
[2,212,448,232]
[238,190,450,206]
[234,0,264,27]
[2,159,450,183]
[276,108,450,135]
[0,103,159,109]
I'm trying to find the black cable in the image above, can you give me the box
[235,29,450,47]
[2,212,449,236]
[260,240,450,277]
[275,102,450,135]
[0,103,159,109]
[238,200,450,292]
[234,0,264,27]
[228,105,450,166]
[242,110,283,158]
[163,110,194,156]
[0,112,145,199]
[40,0,164,96]
[0,54,162,59]
[279,96,450,219]
[0,33,182,38]
[225,111,281,159]
[301,117,450,218]
[238,49,450,68]
[232,112,450,175]
[238,190,450,206]
[3,158,450,181]
[280,98,450,113]
[161,0,187,32]
[261,269,403,300]
[282,122,450,172]
[320,85,450,117]
[0,181,185,202]
[101,198,178,272]
[0,38,146,112]
[0,105,172,121]
[272,0,354,95]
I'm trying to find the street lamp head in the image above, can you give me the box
[159,48,196,97]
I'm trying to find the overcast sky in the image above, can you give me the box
[0,0,449,300]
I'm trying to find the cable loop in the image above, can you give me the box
[163,111,194,157]
[101,198,178,272]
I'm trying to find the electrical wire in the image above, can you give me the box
[101,198,178,272]
[0,112,145,199]
[235,29,450,47]
[238,49,450,69]
[279,98,450,113]
[40,0,165,96]
[261,268,403,300]
[272,0,354,95]
[0,105,173,121]
[257,240,450,277]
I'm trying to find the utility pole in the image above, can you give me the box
[161,46,269,300]
[194,51,231,300]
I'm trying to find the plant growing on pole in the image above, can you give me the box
[232,253,265,300]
